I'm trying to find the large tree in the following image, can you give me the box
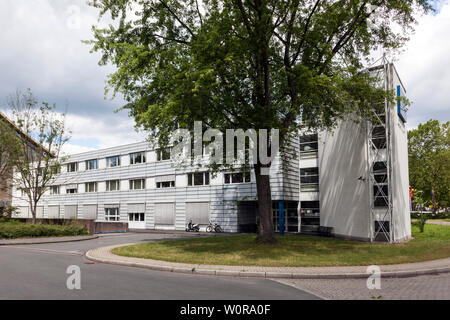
[408,119,449,215]
[87,0,430,242]
[6,90,69,223]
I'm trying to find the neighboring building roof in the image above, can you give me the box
[0,111,54,157]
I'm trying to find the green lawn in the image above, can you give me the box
[0,220,88,239]
[112,223,450,267]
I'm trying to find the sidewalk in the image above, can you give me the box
[0,235,98,245]
[427,220,450,226]
[85,243,450,279]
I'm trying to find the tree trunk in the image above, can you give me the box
[431,187,437,215]
[31,205,36,224]
[254,164,276,243]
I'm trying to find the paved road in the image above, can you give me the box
[0,233,319,300]
[274,274,450,300]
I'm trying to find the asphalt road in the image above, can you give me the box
[0,233,320,300]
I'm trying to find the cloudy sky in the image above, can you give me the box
[0,0,449,155]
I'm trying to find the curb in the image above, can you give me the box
[0,235,98,245]
[85,245,450,280]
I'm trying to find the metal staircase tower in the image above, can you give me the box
[367,58,394,243]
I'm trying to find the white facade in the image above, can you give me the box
[12,63,411,241]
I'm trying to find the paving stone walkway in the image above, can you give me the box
[86,243,450,279]
[274,273,450,300]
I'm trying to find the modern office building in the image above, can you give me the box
[11,63,411,242]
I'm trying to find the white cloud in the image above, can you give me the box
[0,0,147,156]
[1,0,448,155]
[61,113,147,156]
[394,1,450,128]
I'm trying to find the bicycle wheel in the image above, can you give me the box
[215,226,223,233]
[206,225,212,232]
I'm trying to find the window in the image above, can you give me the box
[300,167,319,184]
[372,162,388,207]
[373,185,389,207]
[371,126,386,149]
[106,156,121,167]
[190,140,206,157]
[155,175,175,188]
[187,172,210,186]
[224,172,251,184]
[156,180,175,188]
[300,201,320,216]
[300,167,319,191]
[67,162,78,172]
[20,188,29,197]
[300,134,318,153]
[129,213,145,222]
[106,180,120,191]
[129,179,146,190]
[105,208,120,221]
[157,148,171,161]
[86,159,98,170]
[50,186,59,195]
[130,152,146,165]
[373,162,387,183]
[375,220,390,233]
[85,182,98,193]
[66,186,78,194]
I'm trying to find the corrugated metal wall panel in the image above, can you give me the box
[185,202,210,225]
[83,205,97,219]
[36,206,44,218]
[48,206,60,218]
[64,205,77,219]
[128,203,145,212]
[154,203,174,226]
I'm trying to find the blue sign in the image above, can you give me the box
[278,201,285,235]
[397,85,407,123]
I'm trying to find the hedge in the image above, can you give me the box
[0,220,88,239]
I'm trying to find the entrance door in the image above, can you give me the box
[128,212,146,229]
[128,203,146,229]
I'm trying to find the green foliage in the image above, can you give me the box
[408,120,450,213]
[87,0,431,240]
[0,119,22,178]
[87,0,430,144]
[0,221,88,239]
[411,211,450,220]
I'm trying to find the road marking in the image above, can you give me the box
[0,246,83,256]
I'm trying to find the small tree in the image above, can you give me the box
[412,189,428,232]
[6,89,69,223]
[408,119,449,221]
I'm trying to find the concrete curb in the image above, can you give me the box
[85,244,450,280]
[0,235,98,245]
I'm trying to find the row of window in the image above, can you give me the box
[66,150,171,173]
[66,133,319,174]
[46,171,252,195]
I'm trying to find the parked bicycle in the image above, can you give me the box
[206,220,223,233]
